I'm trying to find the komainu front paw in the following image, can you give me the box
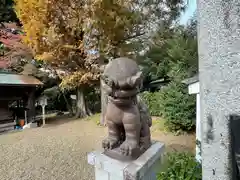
[102,138,119,150]
[120,140,138,156]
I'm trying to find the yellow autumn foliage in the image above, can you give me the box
[14,0,183,89]
[14,0,48,54]
[60,71,100,91]
[85,0,139,57]
[14,0,136,88]
[14,0,96,88]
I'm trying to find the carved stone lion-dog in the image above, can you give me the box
[101,57,152,160]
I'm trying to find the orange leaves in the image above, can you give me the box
[0,23,33,70]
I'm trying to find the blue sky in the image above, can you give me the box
[180,0,196,24]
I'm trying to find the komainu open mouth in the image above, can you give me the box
[111,95,134,100]
[108,95,135,105]
[113,89,138,98]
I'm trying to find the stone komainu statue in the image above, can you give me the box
[101,57,152,160]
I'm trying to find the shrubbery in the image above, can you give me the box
[159,82,196,132]
[157,152,202,180]
[140,91,163,117]
[141,82,196,132]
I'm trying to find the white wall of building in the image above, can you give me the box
[188,81,201,162]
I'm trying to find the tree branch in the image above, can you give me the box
[123,32,145,42]
[114,32,145,47]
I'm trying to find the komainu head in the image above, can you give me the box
[101,57,143,105]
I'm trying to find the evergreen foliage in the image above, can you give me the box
[157,152,202,180]
[140,18,198,132]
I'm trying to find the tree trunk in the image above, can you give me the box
[26,89,36,123]
[198,0,240,179]
[62,92,73,116]
[75,87,87,118]
[86,102,93,116]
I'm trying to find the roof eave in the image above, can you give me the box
[0,84,43,87]
[182,74,199,85]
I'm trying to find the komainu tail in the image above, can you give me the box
[137,95,152,127]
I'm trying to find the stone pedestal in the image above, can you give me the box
[88,141,165,180]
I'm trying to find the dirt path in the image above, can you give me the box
[0,118,195,180]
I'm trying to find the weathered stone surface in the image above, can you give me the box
[103,144,147,162]
[88,141,165,180]
[101,57,152,160]
[198,0,240,179]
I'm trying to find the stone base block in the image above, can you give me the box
[88,141,165,180]
[103,146,142,161]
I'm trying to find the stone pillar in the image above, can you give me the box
[100,64,107,126]
[198,0,240,179]
[27,89,36,123]
[100,78,107,126]
[88,141,164,180]
[196,93,201,163]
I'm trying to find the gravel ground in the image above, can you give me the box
[0,118,195,180]
[0,120,106,180]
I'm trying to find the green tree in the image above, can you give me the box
[140,18,198,132]
[88,0,186,125]
[86,0,186,59]
[0,0,18,23]
[165,27,198,82]
[140,20,198,85]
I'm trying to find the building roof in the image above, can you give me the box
[0,73,43,86]
[182,74,199,85]
[149,78,165,84]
